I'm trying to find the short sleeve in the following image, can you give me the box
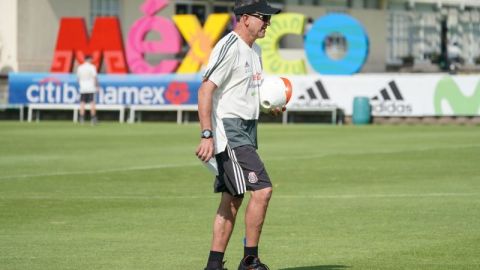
[203,34,238,87]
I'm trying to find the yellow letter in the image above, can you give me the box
[173,14,231,73]
[257,13,307,74]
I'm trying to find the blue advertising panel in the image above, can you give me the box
[8,73,202,105]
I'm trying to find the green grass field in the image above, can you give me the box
[1,122,479,270]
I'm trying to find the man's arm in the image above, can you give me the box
[92,66,99,92]
[195,80,217,162]
[95,76,99,92]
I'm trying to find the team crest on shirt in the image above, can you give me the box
[248,72,262,95]
[248,172,259,184]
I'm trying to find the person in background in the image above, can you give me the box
[76,55,98,124]
[195,0,281,269]
[447,41,463,73]
[304,16,314,39]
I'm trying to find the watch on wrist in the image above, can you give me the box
[201,129,213,139]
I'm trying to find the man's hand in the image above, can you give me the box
[196,138,214,162]
[270,106,285,117]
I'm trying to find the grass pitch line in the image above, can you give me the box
[2,193,478,201]
[265,144,480,162]
[278,192,480,199]
[1,144,479,181]
[0,162,200,180]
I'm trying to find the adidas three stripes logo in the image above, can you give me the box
[372,81,403,101]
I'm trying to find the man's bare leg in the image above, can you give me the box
[211,192,243,251]
[206,192,243,269]
[90,101,97,124]
[244,187,272,250]
[79,101,86,123]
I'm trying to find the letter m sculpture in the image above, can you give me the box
[51,17,128,73]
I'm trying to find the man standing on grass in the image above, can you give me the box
[195,0,281,269]
[76,55,98,125]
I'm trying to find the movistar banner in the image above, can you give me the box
[8,72,202,105]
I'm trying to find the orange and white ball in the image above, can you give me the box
[259,76,293,112]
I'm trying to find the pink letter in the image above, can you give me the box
[127,0,181,73]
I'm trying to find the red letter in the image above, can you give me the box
[51,17,128,73]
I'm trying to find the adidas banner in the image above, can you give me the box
[286,74,480,116]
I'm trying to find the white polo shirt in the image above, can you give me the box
[76,61,98,94]
[203,32,263,154]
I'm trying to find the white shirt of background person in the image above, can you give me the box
[77,59,97,94]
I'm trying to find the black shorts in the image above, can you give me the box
[214,144,272,197]
[80,93,95,103]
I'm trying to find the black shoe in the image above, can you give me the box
[237,255,269,270]
[204,261,227,270]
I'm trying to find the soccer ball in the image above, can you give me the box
[259,76,293,112]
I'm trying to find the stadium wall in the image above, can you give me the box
[15,0,89,72]
[0,0,18,74]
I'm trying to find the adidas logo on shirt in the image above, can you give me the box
[245,61,252,73]
[371,80,412,115]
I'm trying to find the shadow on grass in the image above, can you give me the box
[279,265,351,270]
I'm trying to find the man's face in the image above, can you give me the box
[245,13,271,38]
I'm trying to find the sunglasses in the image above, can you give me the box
[246,13,271,23]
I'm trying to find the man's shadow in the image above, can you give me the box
[280,265,350,270]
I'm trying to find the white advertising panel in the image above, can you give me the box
[285,74,480,116]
